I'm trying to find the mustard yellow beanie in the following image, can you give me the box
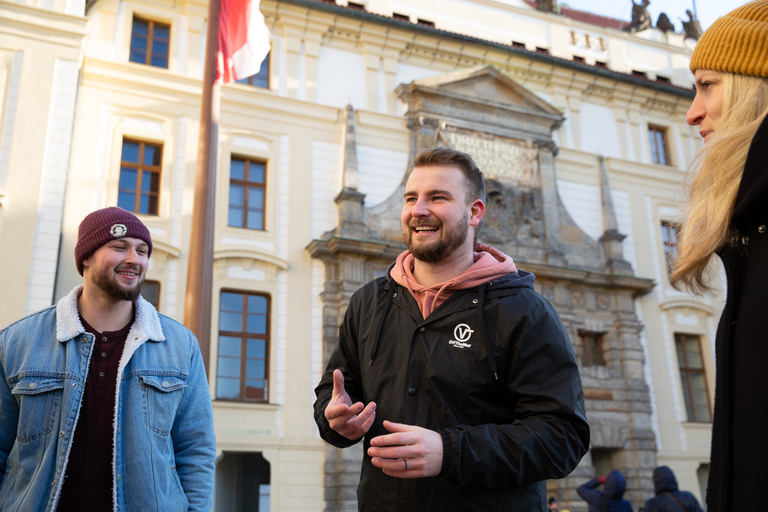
[690,0,768,77]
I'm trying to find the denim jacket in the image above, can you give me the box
[0,286,216,511]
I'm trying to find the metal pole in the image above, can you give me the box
[184,0,220,376]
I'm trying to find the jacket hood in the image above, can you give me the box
[604,470,627,499]
[653,466,679,494]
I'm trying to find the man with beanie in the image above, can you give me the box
[0,207,215,511]
[314,148,589,511]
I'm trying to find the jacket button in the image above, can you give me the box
[59,431,64,437]
[472,299,478,304]
[162,381,170,388]
[29,382,37,390]
[408,387,417,396]
[418,327,425,333]
[72,383,78,388]
[759,225,766,233]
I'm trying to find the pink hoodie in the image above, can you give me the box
[391,243,517,319]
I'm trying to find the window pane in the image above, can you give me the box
[249,188,265,209]
[117,192,135,211]
[231,159,246,180]
[142,281,160,309]
[217,356,241,378]
[129,20,149,64]
[122,142,140,163]
[217,377,240,400]
[219,336,242,357]
[249,163,265,184]
[221,292,244,312]
[246,359,266,379]
[248,294,268,314]
[220,311,243,332]
[247,210,264,230]
[229,184,244,206]
[247,338,266,359]
[685,338,704,368]
[119,168,137,190]
[245,380,265,400]
[228,207,244,228]
[139,194,151,215]
[247,314,267,334]
[143,145,160,165]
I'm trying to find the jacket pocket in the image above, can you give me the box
[140,375,188,435]
[10,376,65,442]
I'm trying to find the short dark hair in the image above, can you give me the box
[411,148,486,204]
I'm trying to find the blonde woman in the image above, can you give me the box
[671,1,768,510]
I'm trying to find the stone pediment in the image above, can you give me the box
[397,66,563,137]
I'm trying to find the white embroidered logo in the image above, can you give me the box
[110,223,128,238]
[449,323,474,349]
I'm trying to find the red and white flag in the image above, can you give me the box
[216,0,271,84]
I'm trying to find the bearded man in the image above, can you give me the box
[0,207,215,511]
[314,148,589,511]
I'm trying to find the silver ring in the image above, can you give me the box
[403,459,408,471]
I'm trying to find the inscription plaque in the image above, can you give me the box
[446,131,528,184]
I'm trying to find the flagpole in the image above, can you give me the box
[185,0,220,376]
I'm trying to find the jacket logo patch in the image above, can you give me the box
[449,323,474,349]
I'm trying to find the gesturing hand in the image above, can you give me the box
[324,369,376,440]
[367,420,443,478]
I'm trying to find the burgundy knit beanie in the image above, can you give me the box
[75,207,153,275]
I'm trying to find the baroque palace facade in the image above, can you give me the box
[0,0,719,510]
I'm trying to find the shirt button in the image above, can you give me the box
[418,327,425,333]
[99,372,105,377]
[102,337,108,342]
[101,352,107,357]
[408,387,417,396]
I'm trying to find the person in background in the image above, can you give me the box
[0,207,215,511]
[577,470,633,512]
[669,2,768,511]
[548,496,561,511]
[642,466,703,512]
[314,148,590,511]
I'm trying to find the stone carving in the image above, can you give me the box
[524,140,540,188]
[535,0,557,13]
[625,0,652,33]
[481,178,544,247]
[446,131,527,184]
[656,12,675,33]
[683,10,703,39]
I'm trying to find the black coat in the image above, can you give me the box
[708,114,768,511]
[643,466,703,512]
[314,269,590,511]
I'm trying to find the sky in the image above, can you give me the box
[559,0,748,33]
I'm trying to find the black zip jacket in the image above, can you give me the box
[314,268,590,511]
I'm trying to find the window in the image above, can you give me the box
[649,125,671,165]
[580,332,604,366]
[217,291,270,402]
[142,280,161,311]
[661,221,679,274]
[228,157,266,230]
[236,51,270,88]
[118,139,162,215]
[129,17,170,68]
[675,333,712,422]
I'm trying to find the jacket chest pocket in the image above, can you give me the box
[140,375,188,435]
[10,376,65,443]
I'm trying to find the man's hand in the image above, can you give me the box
[324,369,376,440]
[367,420,443,478]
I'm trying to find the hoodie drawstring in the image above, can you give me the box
[477,282,499,381]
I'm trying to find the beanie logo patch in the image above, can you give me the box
[110,223,128,238]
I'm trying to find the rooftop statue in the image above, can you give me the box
[683,9,703,39]
[625,0,652,32]
[656,12,676,33]
[535,0,557,13]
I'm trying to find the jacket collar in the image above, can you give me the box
[55,285,165,344]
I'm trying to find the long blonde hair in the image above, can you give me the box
[670,73,768,295]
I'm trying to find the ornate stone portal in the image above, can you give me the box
[308,66,656,511]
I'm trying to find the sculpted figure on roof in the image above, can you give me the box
[625,0,652,32]
[535,0,557,14]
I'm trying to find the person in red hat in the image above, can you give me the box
[0,207,215,511]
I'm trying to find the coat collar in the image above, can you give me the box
[55,285,165,344]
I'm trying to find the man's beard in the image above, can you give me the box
[402,214,470,263]
[90,265,145,302]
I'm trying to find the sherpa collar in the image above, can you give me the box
[55,285,165,343]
